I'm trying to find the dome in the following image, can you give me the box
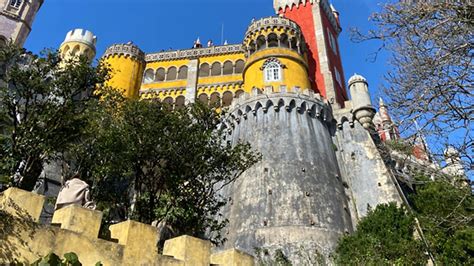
[348,73,367,86]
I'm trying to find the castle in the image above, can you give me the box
[1,0,466,264]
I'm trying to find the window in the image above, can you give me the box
[327,29,338,55]
[264,62,281,82]
[334,67,342,86]
[9,0,22,8]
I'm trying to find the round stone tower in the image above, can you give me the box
[59,29,97,63]
[101,42,145,99]
[220,17,352,263]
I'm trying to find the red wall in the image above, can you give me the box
[279,1,349,107]
[279,3,326,97]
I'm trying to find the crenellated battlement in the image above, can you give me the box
[0,188,254,265]
[62,29,97,48]
[273,0,340,33]
[103,42,145,61]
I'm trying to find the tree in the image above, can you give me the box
[68,92,261,245]
[410,176,473,264]
[335,203,428,265]
[352,1,473,169]
[0,43,107,191]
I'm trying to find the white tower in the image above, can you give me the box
[0,0,44,46]
[59,29,97,63]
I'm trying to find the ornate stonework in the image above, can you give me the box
[145,44,243,63]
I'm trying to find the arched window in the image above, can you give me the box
[210,92,221,107]
[163,97,174,110]
[143,69,155,83]
[9,0,23,8]
[166,67,177,81]
[280,34,289,48]
[155,68,166,82]
[235,89,244,99]
[248,41,256,55]
[211,62,221,76]
[263,59,282,82]
[62,45,70,56]
[234,60,245,74]
[199,63,210,77]
[178,66,188,79]
[268,33,279,48]
[256,35,266,51]
[223,61,233,75]
[198,93,208,105]
[175,96,185,109]
[222,91,233,107]
[72,45,80,56]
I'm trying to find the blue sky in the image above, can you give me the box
[25,0,388,102]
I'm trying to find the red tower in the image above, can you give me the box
[274,0,348,108]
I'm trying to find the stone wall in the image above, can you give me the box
[0,188,254,266]
[220,87,352,263]
[333,109,404,226]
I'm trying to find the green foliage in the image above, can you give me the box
[0,43,108,191]
[31,252,82,266]
[385,139,413,155]
[410,177,473,264]
[69,91,261,245]
[335,203,427,265]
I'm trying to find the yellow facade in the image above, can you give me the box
[103,54,145,99]
[243,48,310,92]
[102,16,311,107]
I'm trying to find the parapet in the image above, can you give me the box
[62,29,97,48]
[245,16,301,37]
[102,42,145,62]
[0,187,255,265]
[273,0,340,33]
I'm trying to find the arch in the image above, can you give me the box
[265,100,274,112]
[143,69,155,83]
[256,35,266,50]
[166,66,177,81]
[211,62,221,76]
[235,60,245,74]
[178,66,188,79]
[280,34,289,48]
[155,68,166,82]
[210,92,221,107]
[175,96,185,109]
[222,91,233,107]
[223,61,233,75]
[248,40,256,55]
[61,44,70,56]
[267,33,279,48]
[198,93,208,105]
[199,63,210,77]
[72,45,80,56]
[235,89,244,98]
[290,37,298,52]
[162,97,174,110]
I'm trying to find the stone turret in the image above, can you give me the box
[59,29,97,63]
[101,42,146,98]
[348,74,375,130]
